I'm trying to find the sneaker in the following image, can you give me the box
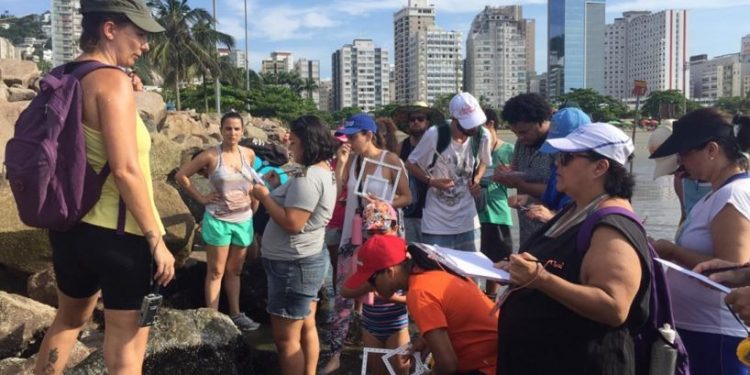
[231,313,260,331]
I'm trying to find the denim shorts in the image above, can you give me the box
[263,250,329,320]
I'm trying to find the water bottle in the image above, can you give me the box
[351,212,363,246]
[649,324,677,375]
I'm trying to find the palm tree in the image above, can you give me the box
[148,0,234,111]
[191,18,234,112]
[302,78,319,102]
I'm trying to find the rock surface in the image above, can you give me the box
[135,91,167,132]
[0,60,39,88]
[0,101,31,178]
[152,181,196,267]
[0,183,51,274]
[0,341,93,375]
[70,308,257,375]
[7,87,35,102]
[26,265,57,308]
[0,291,55,360]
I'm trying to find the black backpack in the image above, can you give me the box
[239,138,289,167]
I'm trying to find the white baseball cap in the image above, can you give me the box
[449,92,486,130]
[544,122,635,166]
[648,124,679,180]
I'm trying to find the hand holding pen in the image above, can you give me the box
[694,259,750,288]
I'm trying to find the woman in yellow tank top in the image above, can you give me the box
[35,1,174,374]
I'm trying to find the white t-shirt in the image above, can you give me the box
[407,125,492,235]
[669,176,750,337]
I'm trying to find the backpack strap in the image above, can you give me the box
[576,206,643,254]
[68,60,121,80]
[429,123,451,169]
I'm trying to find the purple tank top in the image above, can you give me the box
[205,146,253,223]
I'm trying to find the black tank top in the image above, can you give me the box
[400,138,427,219]
[497,206,651,375]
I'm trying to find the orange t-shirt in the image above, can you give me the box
[407,271,499,374]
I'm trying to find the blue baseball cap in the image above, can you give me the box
[335,113,378,135]
[540,108,592,153]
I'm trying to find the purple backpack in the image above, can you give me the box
[4,61,124,232]
[577,207,690,375]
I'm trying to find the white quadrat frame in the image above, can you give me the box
[361,343,430,375]
[354,157,403,203]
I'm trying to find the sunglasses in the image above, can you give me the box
[409,115,427,122]
[556,152,597,166]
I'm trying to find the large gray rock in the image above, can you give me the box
[152,181,196,268]
[159,111,204,139]
[135,91,166,132]
[0,81,7,102]
[0,341,94,375]
[0,183,51,274]
[7,87,35,102]
[27,265,57,307]
[0,60,39,88]
[0,291,55,360]
[244,125,268,142]
[70,308,256,375]
[0,101,31,178]
[150,133,185,181]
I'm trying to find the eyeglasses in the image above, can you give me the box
[409,116,427,122]
[556,152,595,166]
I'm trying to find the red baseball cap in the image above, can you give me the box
[344,235,407,289]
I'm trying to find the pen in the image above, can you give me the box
[701,263,750,276]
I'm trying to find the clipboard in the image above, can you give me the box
[654,258,732,294]
[413,243,511,283]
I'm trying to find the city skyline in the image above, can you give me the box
[2,0,749,81]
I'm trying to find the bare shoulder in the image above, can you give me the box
[81,66,130,96]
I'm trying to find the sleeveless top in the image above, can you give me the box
[81,114,165,236]
[498,205,651,375]
[205,145,254,223]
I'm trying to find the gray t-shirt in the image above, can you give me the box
[261,165,336,261]
[512,140,553,245]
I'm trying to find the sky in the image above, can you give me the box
[2,0,750,81]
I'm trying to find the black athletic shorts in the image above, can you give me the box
[49,222,153,310]
[480,222,513,262]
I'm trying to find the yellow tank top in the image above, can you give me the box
[81,114,165,236]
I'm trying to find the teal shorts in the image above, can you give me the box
[201,212,254,247]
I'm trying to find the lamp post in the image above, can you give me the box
[244,0,250,110]
[213,0,221,114]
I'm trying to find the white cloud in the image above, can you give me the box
[302,12,337,28]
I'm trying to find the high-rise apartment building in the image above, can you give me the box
[318,80,333,112]
[332,39,390,112]
[407,28,463,104]
[605,10,689,100]
[548,0,605,98]
[393,0,436,104]
[51,0,82,66]
[690,53,748,99]
[741,34,750,62]
[465,6,531,109]
[261,51,293,75]
[294,59,321,109]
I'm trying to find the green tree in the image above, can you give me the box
[432,93,458,118]
[331,106,363,125]
[301,78,319,102]
[641,90,702,119]
[260,71,306,96]
[715,95,750,115]
[190,18,234,113]
[554,88,629,122]
[148,0,232,111]
[370,103,401,119]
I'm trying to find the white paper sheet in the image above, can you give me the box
[415,243,511,283]
[654,258,732,294]
[361,344,429,375]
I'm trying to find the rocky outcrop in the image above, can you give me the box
[0,60,39,88]
[70,308,255,375]
[0,183,51,275]
[0,292,55,360]
[7,86,35,102]
[135,91,166,132]
[26,265,57,308]
[150,132,186,181]
[152,181,196,267]
[0,341,94,375]
[0,101,31,178]
[0,82,7,102]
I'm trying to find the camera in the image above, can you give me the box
[138,293,163,327]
